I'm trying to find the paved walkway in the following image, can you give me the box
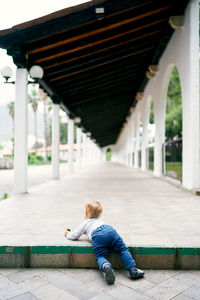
[0,163,70,198]
[0,162,200,247]
[0,268,200,300]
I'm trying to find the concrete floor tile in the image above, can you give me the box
[159,273,195,293]
[43,269,98,300]
[85,276,118,293]
[0,277,48,300]
[108,285,152,300]
[143,270,180,285]
[7,269,54,283]
[70,269,102,283]
[145,284,181,300]
[31,283,79,300]
[182,285,200,300]
[89,292,120,300]
[172,294,193,300]
[171,236,200,247]
[186,271,200,283]
[9,292,39,300]
[116,274,155,293]
[130,235,175,247]
[0,274,12,289]
[0,269,21,276]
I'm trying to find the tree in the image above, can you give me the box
[28,84,39,151]
[165,67,182,140]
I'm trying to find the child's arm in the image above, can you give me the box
[65,221,87,240]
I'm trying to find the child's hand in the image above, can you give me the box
[64,229,70,237]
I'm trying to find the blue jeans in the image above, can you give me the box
[92,225,136,271]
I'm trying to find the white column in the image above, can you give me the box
[134,114,140,168]
[86,137,90,165]
[129,117,134,167]
[82,133,87,167]
[14,68,28,194]
[180,0,200,189]
[76,127,82,169]
[68,118,74,173]
[127,123,131,167]
[141,123,148,171]
[52,104,60,179]
[141,103,150,171]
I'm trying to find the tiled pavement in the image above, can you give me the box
[1,163,200,247]
[0,163,70,198]
[0,268,200,300]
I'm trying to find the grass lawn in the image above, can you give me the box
[165,162,182,181]
[149,162,154,171]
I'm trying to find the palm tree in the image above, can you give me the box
[28,84,39,152]
[7,101,15,155]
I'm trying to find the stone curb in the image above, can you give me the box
[0,246,200,269]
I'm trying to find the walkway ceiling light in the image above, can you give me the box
[87,132,91,137]
[129,107,135,114]
[0,65,44,85]
[148,65,158,74]
[146,71,155,79]
[126,116,130,122]
[0,66,14,83]
[74,116,81,124]
[136,92,143,101]
[29,65,44,81]
[169,16,184,29]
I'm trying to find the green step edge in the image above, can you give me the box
[0,246,200,255]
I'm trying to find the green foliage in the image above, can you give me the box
[60,122,68,144]
[28,153,50,165]
[106,149,112,161]
[60,121,77,144]
[0,193,9,200]
[165,67,182,140]
[149,102,154,124]
[165,162,182,181]
[47,154,51,161]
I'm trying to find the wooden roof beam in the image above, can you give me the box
[27,5,170,56]
[32,19,166,64]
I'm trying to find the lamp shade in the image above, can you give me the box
[29,65,44,79]
[74,116,81,124]
[0,66,13,78]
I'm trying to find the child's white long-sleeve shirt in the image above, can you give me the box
[67,218,104,241]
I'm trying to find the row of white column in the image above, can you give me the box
[13,68,102,194]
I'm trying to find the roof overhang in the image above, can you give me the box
[0,0,189,147]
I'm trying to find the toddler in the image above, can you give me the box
[65,200,144,284]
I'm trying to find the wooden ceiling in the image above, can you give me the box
[0,0,189,147]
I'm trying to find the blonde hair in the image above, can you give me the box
[85,200,102,218]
